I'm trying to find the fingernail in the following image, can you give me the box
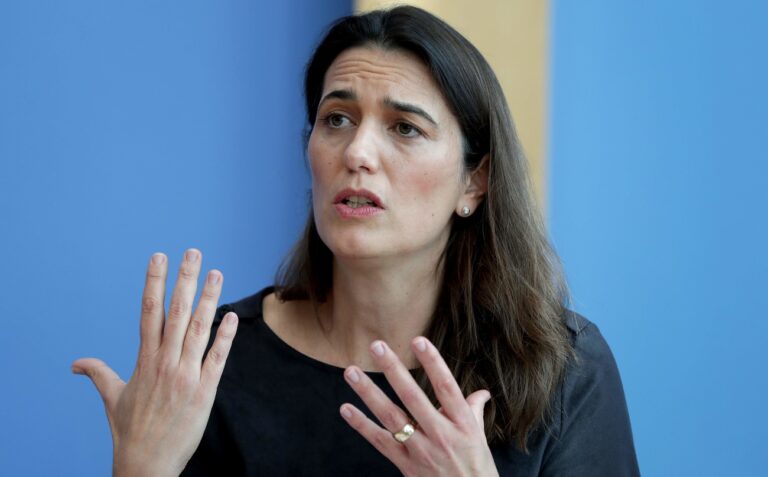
[372,341,385,357]
[71,365,84,375]
[208,271,220,285]
[415,338,427,352]
[186,249,199,263]
[152,253,165,265]
[341,405,353,419]
[346,368,360,383]
[224,312,238,327]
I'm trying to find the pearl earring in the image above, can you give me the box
[461,206,471,216]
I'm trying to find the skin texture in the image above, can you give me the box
[72,250,238,477]
[307,46,497,476]
[341,338,497,477]
[291,46,488,373]
[309,46,474,263]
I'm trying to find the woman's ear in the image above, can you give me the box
[456,154,489,217]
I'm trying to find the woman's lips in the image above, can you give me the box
[333,188,384,208]
[334,202,383,218]
[333,188,385,218]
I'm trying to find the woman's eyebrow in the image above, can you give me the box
[383,97,437,126]
[318,89,438,126]
[319,89,356,108]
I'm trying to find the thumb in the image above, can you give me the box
[72,357,125,411]
[466,389,491,426]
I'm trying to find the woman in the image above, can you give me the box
[73,6,639,476]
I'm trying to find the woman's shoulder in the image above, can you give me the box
[562,309,615,365]
[542,310,640,475]
[212,286,324,363]
[212,286,275,325]
[559,309,628,412]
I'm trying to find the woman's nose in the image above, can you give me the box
[343,121,380,174]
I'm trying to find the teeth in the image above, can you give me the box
[345,195,375,208]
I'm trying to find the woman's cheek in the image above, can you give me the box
[397,175,449,234]
[308,144,336,202]
[405,158,461,207]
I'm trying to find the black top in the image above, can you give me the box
[182,287,640,476]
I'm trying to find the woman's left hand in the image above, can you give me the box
[340,337,499,477]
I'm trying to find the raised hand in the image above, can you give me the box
[340,337,499,477]
[72,249,238,477]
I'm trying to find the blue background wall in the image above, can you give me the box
[550,1,767,475]
[0,1,350,475]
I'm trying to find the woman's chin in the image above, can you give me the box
[328,242,388,261]
[319,228,387,259]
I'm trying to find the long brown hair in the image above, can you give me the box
[276,6,571,451]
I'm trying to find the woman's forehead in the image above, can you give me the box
[321,47,448,110]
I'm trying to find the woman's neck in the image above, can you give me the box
[318,255,443,372]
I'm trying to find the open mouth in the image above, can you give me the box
[333,189,385,210]
[341,196,378,209]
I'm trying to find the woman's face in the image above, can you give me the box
[308,46,474,263]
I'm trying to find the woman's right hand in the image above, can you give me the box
[72,249,238,477]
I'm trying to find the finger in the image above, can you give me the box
[200,312,238,393]
[369,340,445,436]
[340,403,408,469]
[71,358,126,412]
[139,252,168,358]
[180,269,223,371]
[465,390,491,427]
[343,365,415,437]
[412,337,472,426]
[161,248,202,364]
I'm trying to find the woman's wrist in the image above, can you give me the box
[113,448,181,477]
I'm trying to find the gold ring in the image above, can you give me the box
[393,423,416,443]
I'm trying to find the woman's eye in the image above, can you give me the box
[326,113,350,128]
[396,122,421,138]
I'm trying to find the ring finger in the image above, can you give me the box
[340,402,409,469]
[343,366,421,443]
